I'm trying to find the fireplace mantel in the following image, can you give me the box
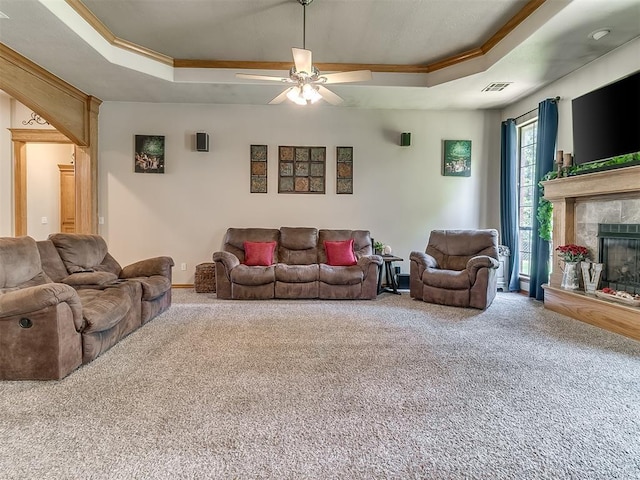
[541,164,640,341]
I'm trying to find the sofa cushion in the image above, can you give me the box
[422,268,471,290]
[77,288,131,333]
[62,272,119,287]
[37,240,70,282]
[0,236,44,289]
[49,234,110,273]
[230,265,275,286]
[223,228,280,264]
[275,264,319,283]
[319,264,364,285]
[318,230,372,264]
[324,239,357,266]
[278,227,318,265]
[243,241,276,266]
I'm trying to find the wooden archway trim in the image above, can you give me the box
[1,44,101,234]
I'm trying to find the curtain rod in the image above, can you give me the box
[513,96,560,121]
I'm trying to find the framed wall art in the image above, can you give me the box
[135,135,165,173]
[442,140,471,177]
[336,146,353,194]
[278,146,326,194]
[250,144,268,193]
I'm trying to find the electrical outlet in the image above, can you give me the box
[41,217,48,224]
[181,263,187,271]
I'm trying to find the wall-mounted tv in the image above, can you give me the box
[572,70,640,165]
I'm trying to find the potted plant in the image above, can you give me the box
[374,241,384,255]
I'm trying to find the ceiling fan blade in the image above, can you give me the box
[269,88,293,105]
[236,73,289,82]
[319,70,372,84]
[292,48,312,75]
[317,85,343,106]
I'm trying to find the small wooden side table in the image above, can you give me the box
[377,255,403,295]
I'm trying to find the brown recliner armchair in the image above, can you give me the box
[410,229,500,310]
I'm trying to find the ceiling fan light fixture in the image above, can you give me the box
[589,28,611,41]
[235,0,370,106]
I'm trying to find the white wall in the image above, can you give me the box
[98,104,502,283]
[25,143,74,240]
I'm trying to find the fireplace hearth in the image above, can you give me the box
[598,224,640,294]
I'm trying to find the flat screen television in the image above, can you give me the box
[571,70,640,165]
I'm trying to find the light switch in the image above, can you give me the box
[41,217,48,224]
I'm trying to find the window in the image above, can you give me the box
[517,120,538,277]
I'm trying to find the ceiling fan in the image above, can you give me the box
[235,0,372,106]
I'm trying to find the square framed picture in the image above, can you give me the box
[135,135,165,173]
[442,140,471,177]
[278,146,326,194]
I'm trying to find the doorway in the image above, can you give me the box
[10,128,74,237]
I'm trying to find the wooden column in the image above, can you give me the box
[13,141,26,237]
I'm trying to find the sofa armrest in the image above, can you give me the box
[357,254,383,268]
[409,251,438,269]
[213,251,240,272]
[120,256,175,279]
[466,255,500,283]
[0,283,83,330]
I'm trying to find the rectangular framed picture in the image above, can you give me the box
[336,146,353,194]
[135,135,165,173]
[442,140,471,177]
[250,144,268,193]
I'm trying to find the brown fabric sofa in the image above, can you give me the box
[409,229,500,310]
[213,227,382,300]
[0,234,174,380]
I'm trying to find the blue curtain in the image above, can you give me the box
[500,119,520,292]
[529,99,558,300]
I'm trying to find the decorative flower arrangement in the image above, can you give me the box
[555,244,590,263]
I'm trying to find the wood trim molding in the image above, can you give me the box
[65,0,173,66]
[9,129,71,144]
[66,0,546,74]
[0,44,99,146]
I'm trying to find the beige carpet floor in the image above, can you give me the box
[1,290,639,479]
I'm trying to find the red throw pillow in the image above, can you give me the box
[243,241,276,266]
[324,239,357,266]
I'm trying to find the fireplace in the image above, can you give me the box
[541,165,640,341]
[598,224,640,294]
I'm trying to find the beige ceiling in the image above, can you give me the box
[0,0,639,109]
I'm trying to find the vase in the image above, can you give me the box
[561,261,580,290]
[581,262,603,294]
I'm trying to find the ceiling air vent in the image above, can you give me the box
[482,82,512,92]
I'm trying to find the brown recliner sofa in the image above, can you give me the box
[409,229,500,310]
[0,234,174,380]
[213,227,382,300]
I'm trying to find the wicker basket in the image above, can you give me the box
[194,262,216,293]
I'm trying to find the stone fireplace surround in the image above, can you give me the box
[542,165,640,341]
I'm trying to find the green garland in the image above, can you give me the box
[536,152,640,242]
